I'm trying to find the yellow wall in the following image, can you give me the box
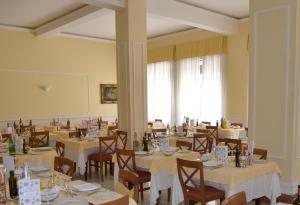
[0,29,117,120]
[148,24,250,124]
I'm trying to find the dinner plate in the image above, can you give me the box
[177,149,190,153]
[30,165,50,172]
[71,183,101,192]
[203,160,223,167]
[31,147,53,152]
[135,151,153,156]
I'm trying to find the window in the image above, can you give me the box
[147,61,173,124]
[147,54,224,125]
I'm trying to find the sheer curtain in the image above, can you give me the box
[175,55,224,124]
[147,61,173,125]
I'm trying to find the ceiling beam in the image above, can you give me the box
[148,0,239,35]
[34,5,111,36]
[74,0,125,10]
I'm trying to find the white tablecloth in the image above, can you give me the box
[171,172,281,205]
[64,146,98,175]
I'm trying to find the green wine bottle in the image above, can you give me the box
[8,171,18,199]
[8,136,16,156]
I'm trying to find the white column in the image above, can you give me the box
[115,0,148,146]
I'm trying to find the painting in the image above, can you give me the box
[100,84,117,104]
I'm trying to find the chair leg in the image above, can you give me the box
[95,162,99,173]
[140,183,144,202]
[255,198,260,205]
[84,162,88,181]
[110,161,114,176]
[88,160,92,179]
[100,161,104,182]
[167,188,171,202]
[104,162,107,176]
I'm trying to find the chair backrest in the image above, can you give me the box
[54,156,76,178]
[177,158,205,205]
[155,119,163,123]
[195,129,209,134]
[116,149,137,172]
[116,131,128,150]
[29,131,49,148]
[99,136,118,155]
[118,169,139,203]
[176,140,192,151]
[56,141,65,157]
[201,121,211,125]
[147,122,153,127]
[101,195,129,205]
[221,191,247,205]
[20,125,35,134]
[253,148,267,160]
[69,131,80,138]
[193,133,211,154]
[216,138,241,155]
[1,133,11,143]
[152,128,167,138]
[108,125,118,136]
[206,126,218,138]
[231,123,243,127]
[76,128,88,136]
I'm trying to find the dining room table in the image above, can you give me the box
[5,171,137,205]
[113,149,199,205]
[171,159,281,205]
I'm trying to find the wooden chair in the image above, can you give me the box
[116,149,150,202]
[54,156,76,178]
[201,121,211,125]
[231,123,243,127]
[253,148,267,160]
[115,130,128,150]
[177,158,225,205]
[155,119,163,123]
[29,131,49,148]
[116,169,139,203]
[221,191,247,205]
[152,128,167,139]
[87,136,118,182]
[216,138,241,156]
[69,131,80,138]
[108,125,118,136]
[193,133,211,154]
[1,133,11,143]
[55,141,65,157]
[101,195,129,205]
[176,141,192,151]
[147,122,153,127]
[206,126,218,138]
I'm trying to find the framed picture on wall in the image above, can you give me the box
[100,84,117,104]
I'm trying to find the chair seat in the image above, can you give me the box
[88,152,112,162]
[186,186,225,202]
[136,170,151,183]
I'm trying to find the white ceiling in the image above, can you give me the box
[177,0,249,19]
[63,11,192,40]
[0,0,84,28]
[0,0,249,41]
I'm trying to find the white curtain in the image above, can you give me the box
[175,55,224,124]
[147,61,173,125]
